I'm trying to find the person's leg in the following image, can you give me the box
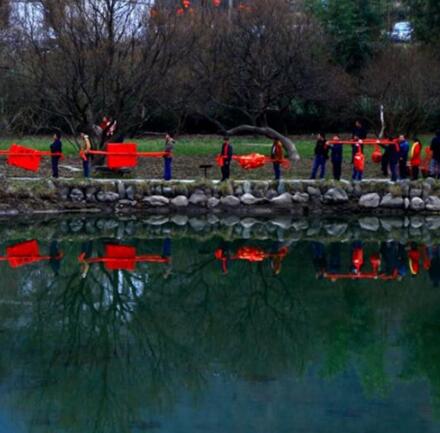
[400,159,408,179]
[319,157,326,179]
[310,157,319,179]
[273,163,281,180]
[224,162,230,180]
[335,160,342,180]
[164,157,172,181]
[51,157,59,178]
[390,162,397,182]
[83,159,90,178]
[413,166,419,181]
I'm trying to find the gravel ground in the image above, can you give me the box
[2,155,390,181]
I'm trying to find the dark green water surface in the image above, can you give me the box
[0,215,439,433]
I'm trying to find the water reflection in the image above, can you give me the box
[0,216,439,432]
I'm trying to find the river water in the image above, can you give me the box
[0,215,439,433]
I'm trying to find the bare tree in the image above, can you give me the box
[14,0,195,148]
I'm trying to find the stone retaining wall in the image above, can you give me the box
[2,177,440,215]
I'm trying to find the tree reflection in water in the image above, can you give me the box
[0,218,437,432]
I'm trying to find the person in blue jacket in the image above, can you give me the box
[50,132,62,178]
[398,135,410,179]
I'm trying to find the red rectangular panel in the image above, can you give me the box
[7,144,42,172]
[7,240,41,268]
[106,143,137,169]
[104,244,136,271]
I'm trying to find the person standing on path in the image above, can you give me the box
[271,139,284,181]
[50,131,62,178]
[430,130,440,179]
[409,138,422,180]
[398,135,410,179]
[80,132,92,178]
[219,137,233,182]
[163,134,175,181]
[310,133,328,179]
[329,135,343,180]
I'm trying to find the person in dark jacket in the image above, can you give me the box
[50,132,63,178]
[329,135,343,180]
[219,137,233,181]
[310,133,328,179]
[398,135,410,179]
[271,139,284,181]
[387,140,400,182]
[430,130,440,179]
[352,120,367,161]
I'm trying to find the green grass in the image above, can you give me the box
[0,134,433,159]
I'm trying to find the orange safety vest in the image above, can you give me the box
[353,146,365,172]
[352,247,364,273]
[410,142,422,167]
[408,248,421,276]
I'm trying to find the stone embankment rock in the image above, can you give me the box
[2,178,440,215]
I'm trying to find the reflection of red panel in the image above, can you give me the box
[104,244,136,271]
[7,144,41,172]
[106,143,137,169]
[6,240,41,268]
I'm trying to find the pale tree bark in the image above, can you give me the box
[226,125,300,161]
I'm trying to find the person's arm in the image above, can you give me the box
[84,136,92,153]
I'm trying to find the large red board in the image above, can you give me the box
[7,144,42,172]
[104,244,136,270]
[106,143,138,169]
[6,240,41,268]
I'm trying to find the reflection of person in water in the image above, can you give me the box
[162,238,172,279]
[397,242,408,278]
[380,241,399,278]
[80,241,93,279]
[351,241,364,274]
[429,246,440,287]
[328,243,341,274]
[49,241,62,276]
[311,242,326,279]
[216,241,232,275]
[269,241,292,276]
[408,243,421,277]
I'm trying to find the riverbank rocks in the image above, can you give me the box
[208,197,220,209]
[241,193,261,205]
[270,193,292,208]
[143,195,169,207]
[426,196,440,211]
[7,178,440,216]
[171,196,189,208]
[380,193,404,209]
[189,193,208,206]
[221,195,240,207]
[411,197,425,211]
[292,192,309,203]
[70,188,84,202]
[323,188,348,204]
[359,193,380,208]
[97,191,119,203]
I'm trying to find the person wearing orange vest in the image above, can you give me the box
[352,241,364,274]
[409,138,422,180]
[408,243,421,277]
[370,252,381,275]
[271,139,284,181]
[219,137,233,181]
[352,141,364,181]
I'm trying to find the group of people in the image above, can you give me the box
[310,121,440,182]
[46,116,440,182]
[311,240,440,286]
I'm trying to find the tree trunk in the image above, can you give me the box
[226,125,300,161]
